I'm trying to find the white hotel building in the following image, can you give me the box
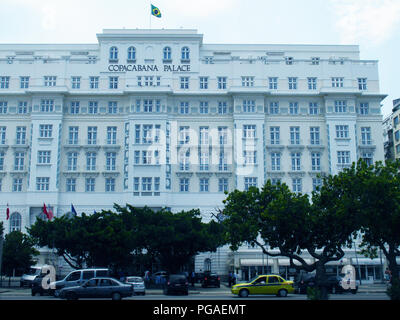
[0,29,388,282]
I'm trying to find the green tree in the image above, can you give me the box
[222,180,359,300]
[2,231,39,276]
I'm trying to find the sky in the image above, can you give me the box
[0,0,399,117]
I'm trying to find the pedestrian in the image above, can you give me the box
[228,272,232,287]
[191,271,196,287]
[385,267,392,283]
[233,272,237,285]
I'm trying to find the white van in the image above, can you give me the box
[20,265,52,288]
[51,268,110,296]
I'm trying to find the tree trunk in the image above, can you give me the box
[387,251,399,282]
[315,262,329,300]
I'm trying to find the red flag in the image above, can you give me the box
[6,203,10,220]
[42,203,49,220]
[47,205,54,221]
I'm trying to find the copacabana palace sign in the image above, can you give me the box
[108,64,191,72]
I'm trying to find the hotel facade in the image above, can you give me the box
[0,29,389,282]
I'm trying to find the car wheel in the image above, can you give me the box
[278,289,288,297]
[239,289,249,298]
[112,292,122,301]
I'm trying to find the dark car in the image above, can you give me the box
[164,274,189,295]
[58,277,133,300]
[295,274,358,294]
[201,272,220,288]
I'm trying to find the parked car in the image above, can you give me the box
[295,274,358,294]
[231,274,294,298]
[125,276,146,295]
[51,268,110,297]
[58,277,133,300]
[164,274,189,295]
[201,272,220,288]
[21,265,51,288]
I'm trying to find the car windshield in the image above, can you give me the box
[126,277,143,283]
[27,268,41,276]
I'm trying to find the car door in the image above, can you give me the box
[80,279,98,298]
[251,276,268,294]
[64,271,82,288]
[266,276,281,295]
[98,279,113,298]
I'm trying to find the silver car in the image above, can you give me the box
[59,277,133,300]
[125,276,146,295]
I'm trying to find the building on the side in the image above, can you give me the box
[392,98,400,159]
[0,29,390,282]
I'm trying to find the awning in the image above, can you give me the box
[240,258,274,266]
[351,258,384,266]
[278,259,313,266]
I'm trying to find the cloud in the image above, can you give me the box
[330,0,400,45]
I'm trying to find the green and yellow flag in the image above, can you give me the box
[151,4,162,18]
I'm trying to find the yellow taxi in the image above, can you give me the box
[231,274,294,297]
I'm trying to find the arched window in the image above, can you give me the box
[10,212,22,232]
[109,47,118,61]
[127,47,136,61]
[181,47,190,61]
[163,47,172,60]
[204,258,212,272]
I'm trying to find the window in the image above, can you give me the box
[270,127,280,145]
[16,126,26,145]
[361,152,373,166]
[361,127,371,145]
[142,124,153,144]
[107,127,117,144]
[358,78,367,90]
[285,57,294,65]
[39,125,53,138]
[0,127,5,144]
[199,127,209,145]
[142,151,152,165]
[243,125,256,139]
[86,152,97,171]
[70,101,80,114]
[309,102,319,115]
[359,103,369,115]
[36,177,50,191]
[271,178,281,186]
[244,177,257,190]
[337,151,351,165]
[179,150,190,171]
[199,101,209,114]
[40,99,54,112]
[269,77,278,90]
[163,47,171,61]
[20,77,29,89]
[271,153,281,171]
[336,125,349,138]
[291,152,301,171]
[127,47,136,61]
[290,127,300,145]
[292,178,302,193]
[288,77,297,90]
[67,152,78,171]
[312,178,322,191]
[311,57,320,65]
[217,77,227,89]
[14,152,25,171]
[109,47,118,61]
[243,100,255,113]
[9,213,22,231]
[218,127,228,145]
[269,102,279,114]
[219,151,228,171]
[134,151,140,164]
[87,127,97,145]
[180,178,189,192]
[66,178,76,192]
[310,127,320,145]
[308,77,317,90]
[335,100,347,113]
[0,102,7,114]
[311,152,321,171]
[44,76,56,87]
[89,77,99,89]
[179,126,190,144]
[199,77,208,89]
[218,178,228,193]
[218,101,227,114]
[395,116,399,126]
[105,178,115,192]
[133,177,140,192]
[18,101,28,114]
[106,152,117,171]
[199,178,209,192]
[0,152,4,170]
[180,77,189,89]
[289,102,298,115]
[0,76,10,89]
[241,77,254,87]
[109,77,118,89]
[332,77,344,88]
[88,101,98,114]
[243,151,256,165]
[68,127,79,145]
[13,179,23,192]
[71,77,81,89]
[180,102,189,114]
[108,101,118,114]
[38,151,51,164]
[181,47,190,61]
[142,177,152,191]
